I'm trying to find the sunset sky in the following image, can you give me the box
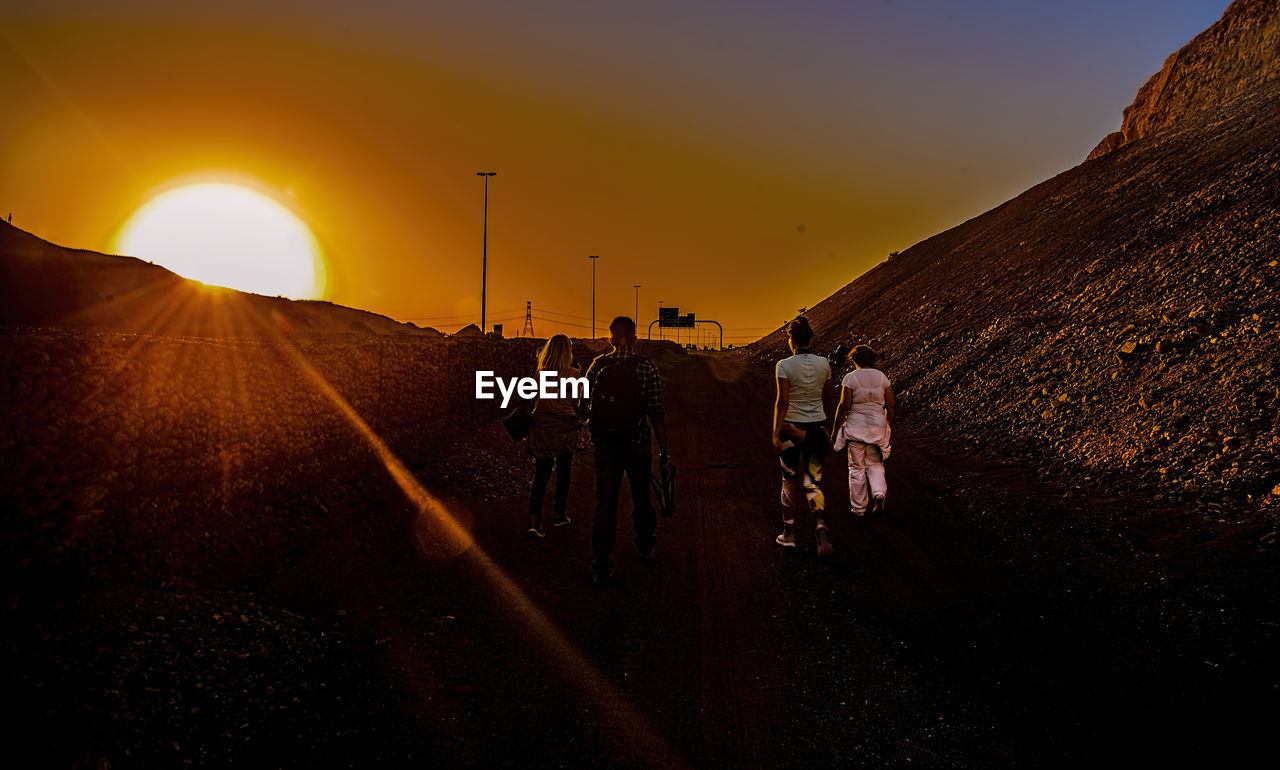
[1,0,1230,342]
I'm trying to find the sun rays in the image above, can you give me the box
[57,285,685,766]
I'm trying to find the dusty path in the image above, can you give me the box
[264,352,1277,767]
[9,353,1276,767]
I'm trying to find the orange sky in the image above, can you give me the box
[0,1,1228,342]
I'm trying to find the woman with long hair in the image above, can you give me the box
[527,334,582,538]
[831,345,894,516]
[772,316,835,556]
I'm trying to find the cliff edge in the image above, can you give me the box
[1088,0,1280,160]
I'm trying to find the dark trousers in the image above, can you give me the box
[529,452,572,518]
[592,439,656,567]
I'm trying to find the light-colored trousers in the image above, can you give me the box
[847,442,886,514]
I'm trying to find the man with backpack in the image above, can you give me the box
[583,316,670,587]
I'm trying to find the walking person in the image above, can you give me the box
[831,345,895,516]
[772,317,835,556]
[583,316,670,586]
[527,334,583,538]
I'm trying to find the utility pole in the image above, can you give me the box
[633,285,640,325]
[476,172,496,331]
[588,255,600,338]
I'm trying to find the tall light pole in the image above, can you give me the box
[588,255,600,338]
[476,171,496,332]
[657,300,663,341]
[633,285,640,325]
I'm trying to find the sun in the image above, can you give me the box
[113,181,327,299]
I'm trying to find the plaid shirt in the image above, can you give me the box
[584,346,664,445]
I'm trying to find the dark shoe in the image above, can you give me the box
[775,526,797,548]
[815,524,834,558]
[592,562,614,587]
[551,511,572,528]
[870,495,885,515]
[637,533,657,557]
[528,517,545,539]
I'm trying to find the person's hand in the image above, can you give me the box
[771,434,785,453]
[777,423,803,443]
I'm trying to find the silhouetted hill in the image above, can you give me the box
[749,0,1280,512]
[0,221,441,338]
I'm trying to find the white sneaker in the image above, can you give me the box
[775,528,797,547]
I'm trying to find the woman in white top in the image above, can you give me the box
[772,317,835,556]
[831,345,895,515]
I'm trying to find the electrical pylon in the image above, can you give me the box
[522,301,535,338]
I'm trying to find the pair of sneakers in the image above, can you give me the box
[529,512,573,538]
[774,523,834,557]
[591,534,657,588]
[852,495,887,518]
[773,524,834,555]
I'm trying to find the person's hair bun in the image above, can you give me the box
[787,317,814,346]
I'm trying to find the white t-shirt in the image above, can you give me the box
[841,368,890,407]
[775,353,830,422]
[839,368,891,446]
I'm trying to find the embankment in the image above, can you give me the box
[1,328,664,591]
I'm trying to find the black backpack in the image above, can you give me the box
[589,356,646,444]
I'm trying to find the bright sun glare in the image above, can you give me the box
[114,182,326,299]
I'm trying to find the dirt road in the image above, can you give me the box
[256,350,1272,767]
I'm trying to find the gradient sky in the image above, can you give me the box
[1,0,1231,342]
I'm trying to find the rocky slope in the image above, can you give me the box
[750,1,1280,517]
[1089,0,1280,159]
[0,220,440,338]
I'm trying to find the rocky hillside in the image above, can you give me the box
[750,0,1280,515]
[1089,0,1280,159]
[0,220,440,338]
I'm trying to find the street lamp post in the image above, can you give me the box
[476,172,496,332]
[633,285,640,325]
[588,255,600,338]
[657,300,663,341]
